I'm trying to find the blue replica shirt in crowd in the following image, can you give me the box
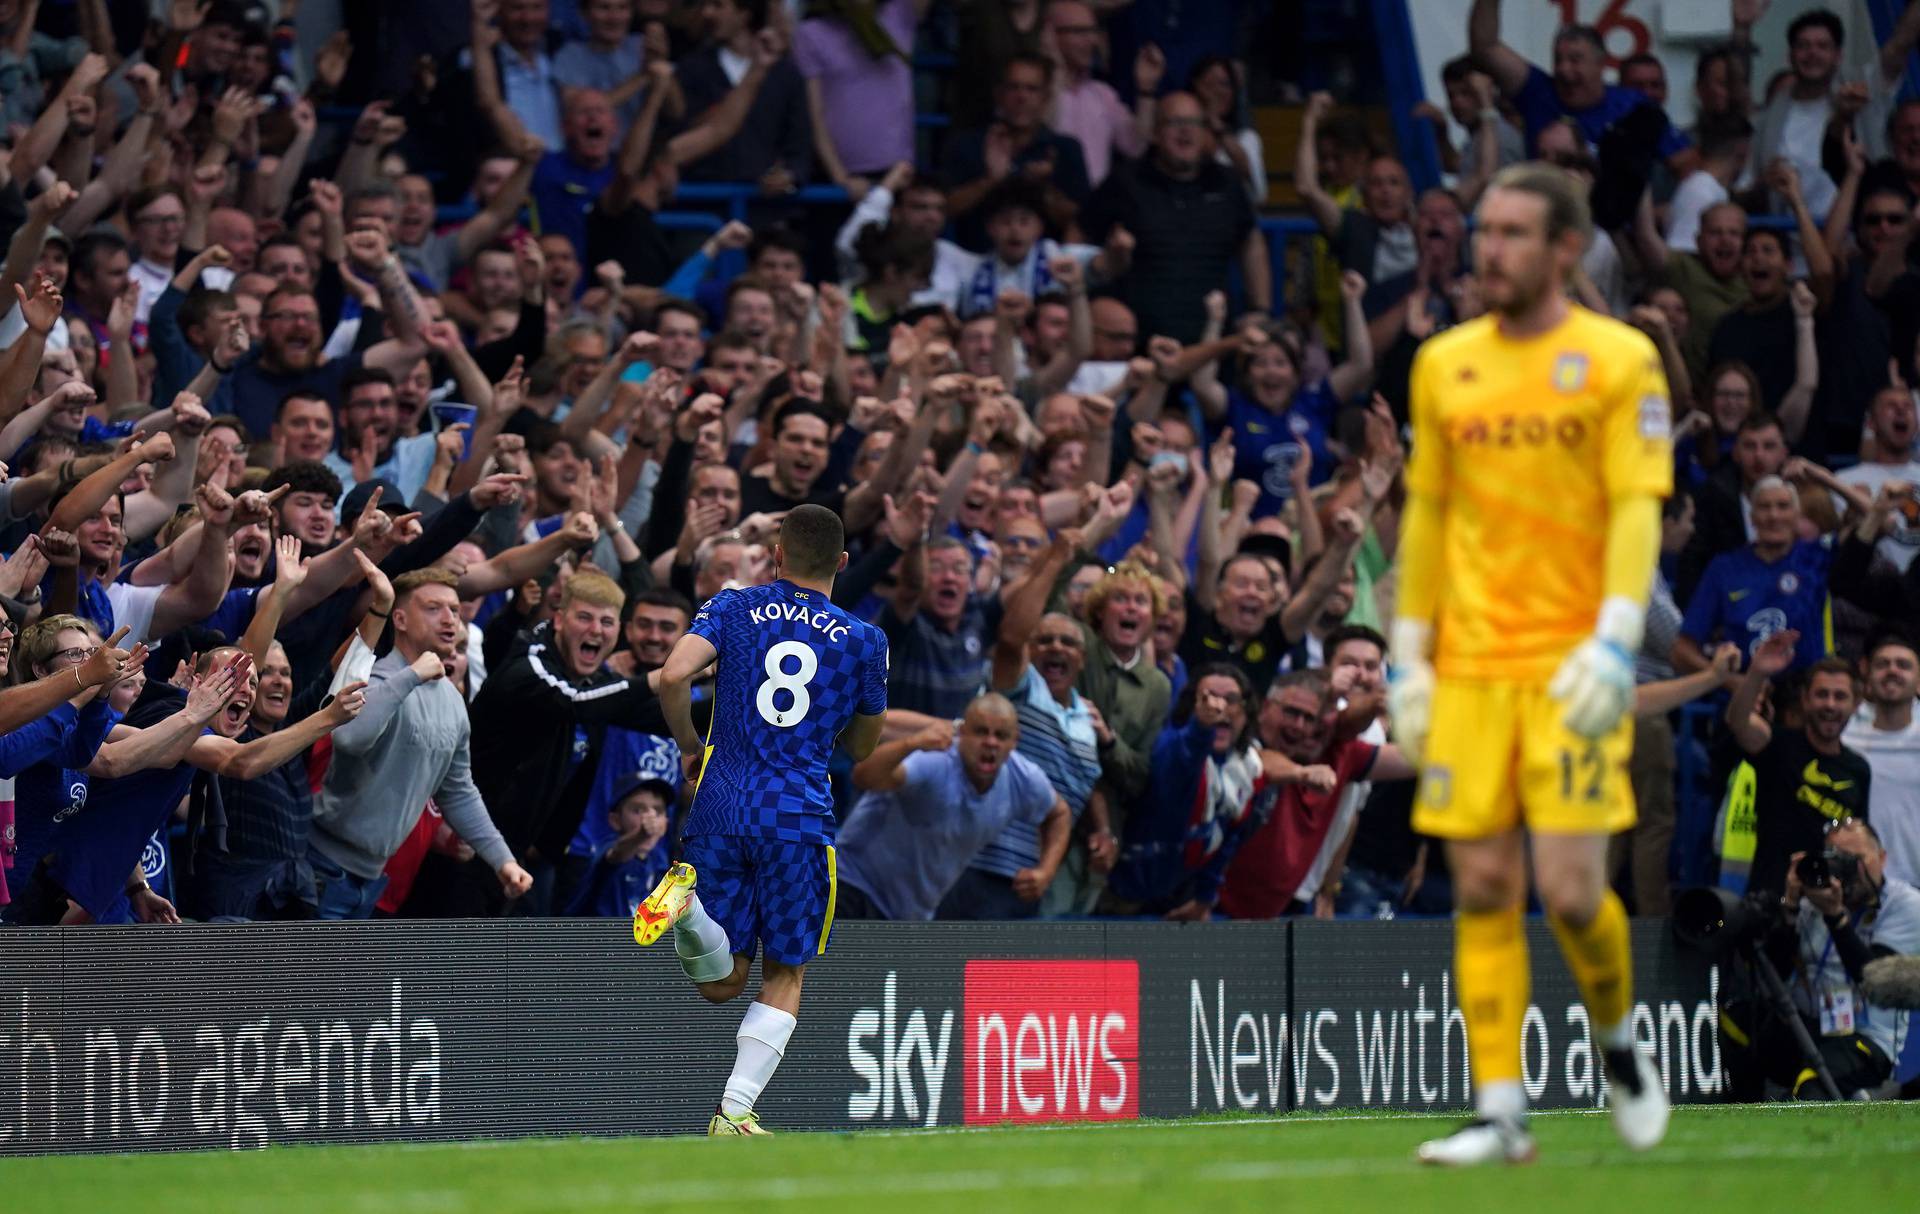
[80,415,136,444]
[1680,539,1832,671]
[564,841,672,917]
[530,151,615,260]
[681,580,889,843]
[44,686,199,920]
[567,724,686,857]
[4,699,119,889]
[1512,65,1689,160]
[199,587,261,644]
[1221,381,1339,517]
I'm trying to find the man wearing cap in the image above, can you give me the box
[563,774,676,917]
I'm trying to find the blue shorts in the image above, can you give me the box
[680,834,837,967]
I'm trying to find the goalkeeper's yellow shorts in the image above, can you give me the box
[1410,678,1636,841]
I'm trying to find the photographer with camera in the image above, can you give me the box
[1723,632,1871,895]
[1731,819,1920,1098]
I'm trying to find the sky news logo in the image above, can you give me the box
[846,961,1141,1129]
[962,960,1139,1125]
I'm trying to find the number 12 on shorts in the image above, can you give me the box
[757,640,818,727]
[1558,743,1605,804]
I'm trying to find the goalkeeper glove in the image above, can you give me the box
[1549,596,1643,739]
[1386,618,1435,763]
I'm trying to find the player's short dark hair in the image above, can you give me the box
[1787,9,1843,48]
[778,504,845,579]
[1325,623,1388,662]
[1737,408,1784,438]
[1441,54,1476,85]
[1487,163,1593,246]
[263,460,342,503]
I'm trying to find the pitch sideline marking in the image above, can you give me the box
[329,1138,1893,1213]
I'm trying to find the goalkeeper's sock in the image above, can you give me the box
[673,894,735,984]
[1455,904,1530,1121]
[720,1001,796,1118]
[1550,889,1634,1051]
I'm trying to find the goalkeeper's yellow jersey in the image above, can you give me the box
[1405,304,1674,683]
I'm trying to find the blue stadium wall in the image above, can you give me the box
[0,920,1721,1153]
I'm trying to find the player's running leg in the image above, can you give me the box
[709,961,802,1136]
[1418,830,1538,1166]
[635,839,750,995]
[1535,833,1668,1151]
[708,838,833,1136]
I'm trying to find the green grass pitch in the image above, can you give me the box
[8,1104,1915,1212]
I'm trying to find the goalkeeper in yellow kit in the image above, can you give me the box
[1389,163,1673,1165]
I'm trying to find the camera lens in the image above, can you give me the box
[1795,852,1830,888]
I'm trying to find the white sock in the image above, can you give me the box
[1594,1019,1633,1052]
[720,1001,796,1118]
[673,894,734,984]
[1476,1080,1526,1124]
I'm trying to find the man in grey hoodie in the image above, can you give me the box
[308,568,533,918]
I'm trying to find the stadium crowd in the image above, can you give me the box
[0,0,1914,938]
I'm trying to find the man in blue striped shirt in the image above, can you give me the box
[941,530,1107,918]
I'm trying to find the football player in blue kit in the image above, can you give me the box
[640,504,888,1135]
